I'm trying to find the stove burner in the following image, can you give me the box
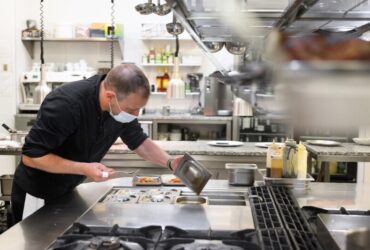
[167,240,245,250]
[89,237,121,250]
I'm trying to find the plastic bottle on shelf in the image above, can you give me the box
[297,142,308,178]
[156,48,163,64]
[149,47,156,64]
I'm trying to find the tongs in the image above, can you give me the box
[101,169,140,178]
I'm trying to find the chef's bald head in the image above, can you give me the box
[105,64,150,100]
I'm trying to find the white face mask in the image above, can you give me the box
[109,96,137,123]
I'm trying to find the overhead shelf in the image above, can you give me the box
[141,63,201,67]
[21,37,120,42]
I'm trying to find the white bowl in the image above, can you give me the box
[353,138,370,146]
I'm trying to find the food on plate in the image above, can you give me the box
[137,176,159,184]
[168,177,182,184]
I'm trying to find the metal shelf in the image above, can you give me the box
[240,132,287,136]
[22,37,120,42]
[141,63,201,67]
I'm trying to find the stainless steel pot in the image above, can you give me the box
[225,163,257,186]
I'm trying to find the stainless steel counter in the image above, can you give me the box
[0,179,369,250]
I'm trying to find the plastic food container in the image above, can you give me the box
[225,163,257,186]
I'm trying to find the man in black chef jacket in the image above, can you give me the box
[11,64,182,223]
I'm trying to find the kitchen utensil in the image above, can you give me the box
[135,0,155,15]
[175,196,208,205]
[1,123,28,144]
[225,163,257,186]
[166,22,184,35]
[154,0,171,16]
[204,41,224,53]
[207,141,243,147]
[306,140,341,146]
[174,153,212,195]
[282,139,298,178]
[101,170,139,178]
[353,138,370,146]
[2,124,17,133]
[225,41,247,55]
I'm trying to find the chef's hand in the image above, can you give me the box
[83,162,115,182]
[171,156,183,172]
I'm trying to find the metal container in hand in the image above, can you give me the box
[174,153,212,195]
[225,163,257,186]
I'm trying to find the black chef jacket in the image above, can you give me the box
[14,74,147,200]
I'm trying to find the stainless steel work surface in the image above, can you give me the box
[78,203,253,231]
[0,178,370,250]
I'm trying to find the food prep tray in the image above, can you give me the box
[132,175,162,186]
[259,169,314,190]
[161,174,185,186]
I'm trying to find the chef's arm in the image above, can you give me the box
[22,154,114,182]
[134,138,182,170]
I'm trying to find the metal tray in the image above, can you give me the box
[132,175,162,186]
[259,169,314,190]
[174,153,212,195]
[160,174,185,186]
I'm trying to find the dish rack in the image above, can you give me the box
[258,169,314,190]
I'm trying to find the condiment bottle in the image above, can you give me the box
[271,154,283,178]
[162,68,170,91]
[297,142,308,178]
[266,141,281,177]
[282,139,298,178]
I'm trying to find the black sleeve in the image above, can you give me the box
[120,119,148,150]
[22,92,80,157]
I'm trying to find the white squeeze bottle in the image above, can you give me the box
[297,142,308,178]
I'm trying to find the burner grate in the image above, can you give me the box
[249,186,273,203]
[257,229,293,250]
[269,186,324,250]
[251,202,283,230]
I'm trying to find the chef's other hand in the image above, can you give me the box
[171,156,183,172]
[83,162,115,182]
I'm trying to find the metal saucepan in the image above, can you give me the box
[135,0,155,15]
[204,41,224,53]
[154,0,171,16]
[1,123,28,144]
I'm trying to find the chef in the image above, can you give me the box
[11,64,182,223]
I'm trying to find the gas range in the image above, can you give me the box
[47,223,259,250]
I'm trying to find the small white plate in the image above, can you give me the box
[208,141,244,147]
[255,142,285,148]
[353,138,370,146]
[306,140,341,146]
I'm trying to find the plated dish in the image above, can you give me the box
[306,140,341,146]
[353,138,370,146]
[207,141,244,147]
[133,175,161,186]
[161,174,185,186]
